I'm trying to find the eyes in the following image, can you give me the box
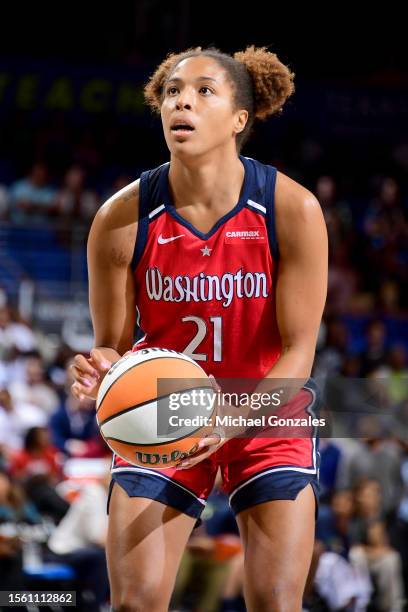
[165,85,214,97]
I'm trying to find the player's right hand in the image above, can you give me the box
[70,348,118,401]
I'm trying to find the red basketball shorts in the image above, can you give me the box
[108,378,321,518]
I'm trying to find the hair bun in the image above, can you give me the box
[234,46,295,119]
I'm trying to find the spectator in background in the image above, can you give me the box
[336,439,403,516]
[49,394,105,458]
[0,470,42,610]
[9,162,57,224]
[0,469,42,526]
[324,368,377,439]
[318,439,342,501]
[9,426,63,484]
[316,489,354,559]
[364,177,407,251]
[9,353,59,417]
[351,479,386,542]
[327,242,360,314]
[363,177,408,289]
[56,165,99,224]
[361,320,388,376]
[313,546,373,611]
[313,318,349,383]
[0,469,42,595]
[378,279,402,316]
[0,305,38,361]
[315,175,354,245]
[350,478,405,611]
[0,388,47,458]
[47,344,76,394]
[341,354,363,378]
[9,427,68,525]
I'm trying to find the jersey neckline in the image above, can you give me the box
[159,155,253,241]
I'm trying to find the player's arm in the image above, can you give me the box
[71,181,139,401]
[212,175,328,415]
[254,171,328,390]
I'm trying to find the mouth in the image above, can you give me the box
[170,123,195,136]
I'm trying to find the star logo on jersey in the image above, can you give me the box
[158,233,185,244]
[200,245,212,256]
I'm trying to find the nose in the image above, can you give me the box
[176,100,191,110]
[175,86,194,111]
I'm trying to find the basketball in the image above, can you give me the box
[96,347,216,469]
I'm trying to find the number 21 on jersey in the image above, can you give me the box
[181,316,222,362]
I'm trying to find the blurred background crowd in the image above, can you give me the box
[0,2,407,611]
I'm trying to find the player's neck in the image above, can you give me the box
[168,150,244,210]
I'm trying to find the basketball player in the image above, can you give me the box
[71,46,328,611]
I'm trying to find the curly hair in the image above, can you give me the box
[144,45,295,150]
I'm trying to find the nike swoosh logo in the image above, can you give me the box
[158,233,185,244]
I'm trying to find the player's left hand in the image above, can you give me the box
[176,374,227,469]
[176,431,227,469]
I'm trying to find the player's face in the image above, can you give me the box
[161,56,247,159]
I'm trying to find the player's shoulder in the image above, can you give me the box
[273,170,327,256]
[97,179,140,228]
[275,170,322,223]
[88,179,140,266]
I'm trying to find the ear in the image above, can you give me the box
[233,109,248,135]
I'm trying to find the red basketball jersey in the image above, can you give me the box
[131,155,281,375]
[113,155,285,470]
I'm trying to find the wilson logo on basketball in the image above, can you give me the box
[135,445,199,466]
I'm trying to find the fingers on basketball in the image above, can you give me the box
[73,353,98,377]
[89,349,112,373]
